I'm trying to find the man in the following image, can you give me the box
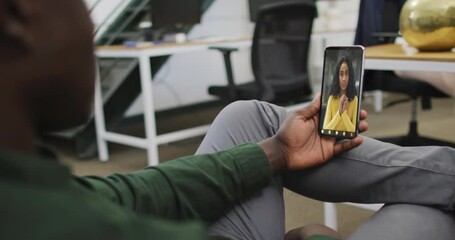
[0,0,454,239]
[0,0,364,239]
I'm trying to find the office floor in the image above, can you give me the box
[54,93,455,238]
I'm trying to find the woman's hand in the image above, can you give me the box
[339,95,348,114]
[260,94,368,173]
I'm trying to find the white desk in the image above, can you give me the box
[94,38,251,166]
[364,44,455,73]
[367,44,455,112]
[324,44,455,231]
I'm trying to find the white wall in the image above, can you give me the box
[89,0,360,115]
[127,0,255,115]
[85,0,134,41]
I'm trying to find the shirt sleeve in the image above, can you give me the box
[76,143,273,223]
[323,96,342,130]
[323,96,334,128]
[340,96,358,132]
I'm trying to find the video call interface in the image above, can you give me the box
[319,46,364,138]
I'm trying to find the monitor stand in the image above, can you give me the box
[162,32,187,43]
[161,24,189,43]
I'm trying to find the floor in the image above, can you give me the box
[54,94,455,238]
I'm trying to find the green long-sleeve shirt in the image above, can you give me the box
[0,143,272,240]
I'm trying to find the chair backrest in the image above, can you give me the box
[381,0,402,34]
[354,0,407,92]
[354,0,406,46]
[251,0,317,101]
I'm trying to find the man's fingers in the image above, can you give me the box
[311,93,321,112]
[359,109,368,121]
[333,136,363,156]
[358,109,368,133]
[297,94,321,119]
[358,121,368,133]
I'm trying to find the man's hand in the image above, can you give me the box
[260,94,368,174]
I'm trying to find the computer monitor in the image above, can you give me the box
[248,0,281,22]
[150,0,202,31]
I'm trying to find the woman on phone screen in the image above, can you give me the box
[323,55,358,132]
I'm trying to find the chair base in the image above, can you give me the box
[375,121,455,148]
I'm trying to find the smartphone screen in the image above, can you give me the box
[318,46,365,139]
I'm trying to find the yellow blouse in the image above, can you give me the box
[323,95,358,132]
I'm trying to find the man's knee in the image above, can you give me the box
[349,204,455,240]
[221,100,263,117]
[220,100,285,124]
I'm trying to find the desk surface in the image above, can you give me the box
[96,37,251,58]
[96,37,251,51]
[365,44,455,62]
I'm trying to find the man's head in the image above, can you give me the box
[0,0,95,133]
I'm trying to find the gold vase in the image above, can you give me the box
[400,0,455,51]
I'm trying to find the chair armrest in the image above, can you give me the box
[209,47,240,100]
[209,46,239,53]
[371,32,401,44]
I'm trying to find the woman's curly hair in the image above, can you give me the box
[329,55,357,101]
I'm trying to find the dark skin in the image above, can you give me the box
[0,0,95,153]
[285,224,343,240]
[261,94,368,173]
[0,1,367,239]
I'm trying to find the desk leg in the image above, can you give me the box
[324,202,338,231]
[139,55,159,166]
[373,90,383,113]
[94,62,109,162]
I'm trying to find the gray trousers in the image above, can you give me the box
[196,100,455,240]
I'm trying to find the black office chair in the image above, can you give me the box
[208,0,316,104]
[356,0,454,147]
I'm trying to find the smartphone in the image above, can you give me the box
[318,45,365,139]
